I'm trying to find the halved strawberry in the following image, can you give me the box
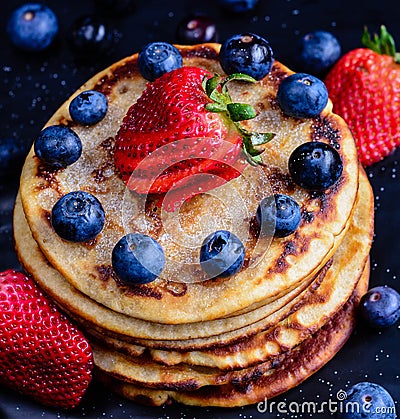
[0,269,93,409]
[114,66,273,210]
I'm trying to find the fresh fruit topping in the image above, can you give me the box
[34,125,82,169]
[288,141,343,191]
[359,286,400,328]
[276,73,328,118]
[256,194,301,238]
[69,90,108,126]
[219,33,274,80]
[112,233,166,284]
[295,30,342,76]
[138,42,183,82]
[337,382,396,419]
[0,138,28,178]
[7,3,58,52]
[68,15,118,58]
[51,191,105,242]
[200,230,245,279]
[324,26,400,166]
[0,269,93,409]
[218,0,259,13]
[114,66,274,210]
[176,14,217,45]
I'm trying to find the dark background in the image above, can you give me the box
[0,0,399,418]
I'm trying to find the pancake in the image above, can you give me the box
[13,168,373,377]
[18,43,359,324]
[14,194,325,341]
[73,169,373,377]
[94,269,369,407]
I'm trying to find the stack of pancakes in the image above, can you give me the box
[13,44,374,407]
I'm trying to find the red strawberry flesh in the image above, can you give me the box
[325,32,400,166]
[0,269,93,409]
[114,66,244,202]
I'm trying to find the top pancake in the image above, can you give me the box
[19,43,359,324]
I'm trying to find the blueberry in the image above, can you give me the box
[359,286,400,328]
[176,14,217,45]
[0,138,28,178]
[256,194,301,238]
[296,30,341,75]
[51,191,105,242]
[288,141,343,191]
[112,233,165,285]
[34,125,82,169]
[219,33,274,80]
[138,42,183,82]
[7,3,58,52]
[277,73,328,118]
[69,90,108,126]
[68,15,118,58]
[337,382,396,419]
[218,0,259,13]
[200,230,245,279]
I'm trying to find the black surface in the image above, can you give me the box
[1,1,399,418]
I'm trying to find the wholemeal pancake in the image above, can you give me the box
[14,194,326,341]
[95,269,369,407]
[72,170,373,376]
[91,262,369,390]
[19,43,359,324]
[13,168,373,376]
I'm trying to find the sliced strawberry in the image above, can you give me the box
[0,269,93,409]
[114,66,274,210]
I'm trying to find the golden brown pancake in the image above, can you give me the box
[18,43,359,324]
[94,268,369,407]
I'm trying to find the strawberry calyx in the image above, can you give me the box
[202,73,275,166]
[362,25,400,64]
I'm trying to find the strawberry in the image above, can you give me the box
[0,269,93,409]
[324,26,400,166]
[114,66,273,211]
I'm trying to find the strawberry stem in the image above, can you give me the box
[202,73,275,166]
[362,25,400,64]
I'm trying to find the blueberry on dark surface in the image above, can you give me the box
[176,14,217,45]
[288,141,343,191]
[51,191,105,242]
[219,33,274,80]
[68,15,117,57]
[138,42,183,81]
[277,73,328,118]
[218,0,259,13]
[256,194,301,238]
[200,230,245,279]
[7,3,58,52]
[0,138,28,178]
[34,125,82,169]
[337,382,396,419]
[69,90,108,126]
[296,30,341,75]
[112,233,165,285]
[359,286,400,328]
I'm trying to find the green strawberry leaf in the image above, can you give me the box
[362,25,400,63]
[202,72,276,166]
[227,103,257,122]
[205,102,227,113]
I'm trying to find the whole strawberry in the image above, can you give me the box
[325,26,400,166]
[0,269,93,409]
[114,66,273,211]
